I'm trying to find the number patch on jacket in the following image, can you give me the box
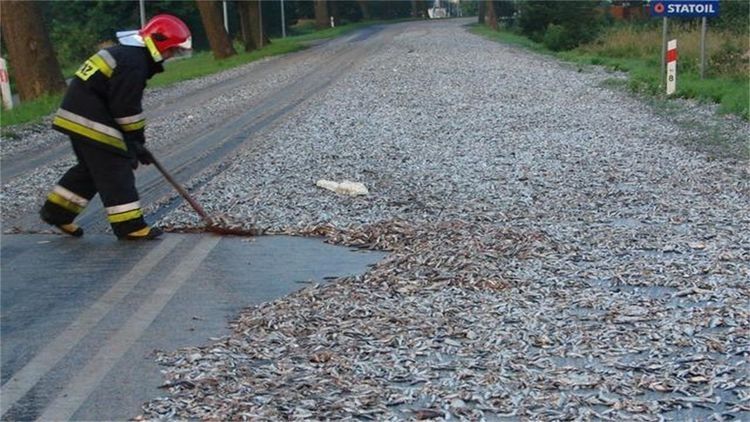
[75,60,98,81]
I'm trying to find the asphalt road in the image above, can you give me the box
[0,24,392,421]
[0,234,385,420]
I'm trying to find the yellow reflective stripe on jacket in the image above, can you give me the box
[107,209,143,223]
[47,192,85,214]
[74,51,116,80]
[120,120,145,132]
[115,113,146,132]
[97,50,117,73]
[53,116,127,151]
[89,54,114,78]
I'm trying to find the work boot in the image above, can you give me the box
[40,209,84,237]
[119,226,163,241]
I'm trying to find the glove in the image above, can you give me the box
[134,142,154,165]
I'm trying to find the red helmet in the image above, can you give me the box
[139,14,192,61]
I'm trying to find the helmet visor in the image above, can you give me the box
[165,37,193,61]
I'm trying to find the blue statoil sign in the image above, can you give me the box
[650,0,720,18]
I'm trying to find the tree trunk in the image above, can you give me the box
[478,0,486,23]
[196,0,236,59]
[486,0,497,29]
[418,1,429,19]
[0,1,66,102]
[357,0,372,20]
[314,0,329,29]
[237,1,252,51]
[237,0,263,52]
[411,0,418,17]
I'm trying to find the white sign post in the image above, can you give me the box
[0,58,13,110]
[666,39,677,95]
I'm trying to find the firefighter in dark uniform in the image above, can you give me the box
[40,14,192,240]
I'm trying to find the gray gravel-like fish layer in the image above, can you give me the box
[143,20,749,421]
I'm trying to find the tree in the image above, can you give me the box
[237,0,264,52]
[0,1,66,101]
[485,0,497,29]
[196,0,235,59]
[496,1,515,18]
[44,1,139,69]
[314,0,329,29]
[417,0,429,19]
[478,1,485,23]
[357,0,372,20]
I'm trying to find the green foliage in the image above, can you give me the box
[0,94,61,127]
[42,1,140,69]
[472,23,550,53]
[471,22,749,120]
[517,1,605,50]
[495,1,516,18]
[714,0,750,33]
[544,24,576,51]
[710,39,748,78]
[149,41,306,88]
[462,0,480,16]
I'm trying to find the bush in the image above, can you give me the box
[715,0,750,33]
[544,24,572,51]
[517,1,604,50]
[710,40,749,78]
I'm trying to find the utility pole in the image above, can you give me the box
[660,17,668,87]
[281,0,286,38]
[223,0,229,33]
[258,0,264,48]
[700,17,707,79]
[139,0,146,27]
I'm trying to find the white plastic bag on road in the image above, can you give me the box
[316,179,369,196]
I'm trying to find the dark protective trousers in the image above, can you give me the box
[40,137,148,237]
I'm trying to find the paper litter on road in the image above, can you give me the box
[316,179,369,196]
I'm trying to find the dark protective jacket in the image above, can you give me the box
[52,45,163,157]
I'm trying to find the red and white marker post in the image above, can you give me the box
[666,39,677,95]
[0,57,13,110]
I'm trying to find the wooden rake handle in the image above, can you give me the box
[147,150,214,226]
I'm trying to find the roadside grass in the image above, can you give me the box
[471,25,550,54]
[148,39,306,88]
[0,19,389,129]
[471,23,749,120]
[0,95,61,130]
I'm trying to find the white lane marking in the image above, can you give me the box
[0,237,183,416]
[37,236,221,421]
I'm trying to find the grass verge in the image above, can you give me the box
[470,23,749,120]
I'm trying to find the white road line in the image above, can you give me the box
[37,236,221,421]
[0,237,183,416]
